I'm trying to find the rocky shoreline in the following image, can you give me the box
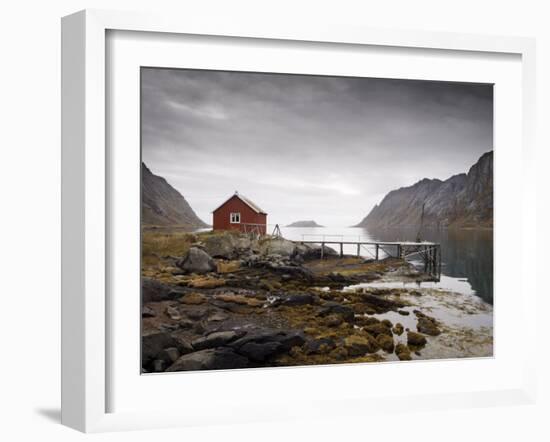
[141,230,492,372]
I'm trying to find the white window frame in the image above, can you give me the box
[230,212,241,223]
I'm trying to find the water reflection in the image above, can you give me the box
[363,227,493,304]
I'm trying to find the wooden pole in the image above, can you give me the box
[375,244,379,261]
[357,243,360,257]
[340,242,343,257]
[321,242,324,259]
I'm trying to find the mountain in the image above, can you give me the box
[286,220,324,228]
[355,151,493,229]
[141,163,208,228]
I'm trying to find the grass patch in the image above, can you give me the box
[141,229,196,267]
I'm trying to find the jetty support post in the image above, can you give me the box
[321,242,325,259]
[340,243,343,257]
[375,244,379,261]
[357,243,360,257]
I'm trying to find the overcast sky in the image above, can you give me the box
[141,68,493,227]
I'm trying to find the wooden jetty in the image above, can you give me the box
[295,236,441,278]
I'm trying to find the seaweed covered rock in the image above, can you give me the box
[392,323,404,336]
[229,329,306,362]
[395,343,412,361]
[415,312,442,336]
[318,302,355,323]
[376,334,395,353]
[304,338,336,355]
[407,331,427,347]
[363,322,393,337]
[344,334,379,356]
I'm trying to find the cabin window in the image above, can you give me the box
[230,212,241,224]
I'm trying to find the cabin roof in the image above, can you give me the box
[212,192,267,215]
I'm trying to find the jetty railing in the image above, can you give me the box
[295,238,441,279]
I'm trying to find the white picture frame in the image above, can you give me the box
[61,9,537,433]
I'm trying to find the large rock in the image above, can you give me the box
[203,234,237,259]
[229,329,306,361]
[277,293,317,306]
[191,330,246,351]
[376,334,395,353]
[407,331,427,346]
[415,312,442,336]
[344,334,379,356]
[166,348,249,371]
[260,238,296,257]
[304,338,336,355]
[142,332,180,365]
[363,323,393,337]
[142,278,178,303]
[317,302,355,323]
[237,341,283,362]
[176,247,216,274]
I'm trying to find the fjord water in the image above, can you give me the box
[282,226,493,305]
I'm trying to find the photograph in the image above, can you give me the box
[140,67,494,373]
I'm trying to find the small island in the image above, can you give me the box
[286,220,324,228]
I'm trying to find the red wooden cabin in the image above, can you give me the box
[212,192,267,235]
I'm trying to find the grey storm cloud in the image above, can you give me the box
[141,68,493,227]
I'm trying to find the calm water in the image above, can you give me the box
[283,226,493,305]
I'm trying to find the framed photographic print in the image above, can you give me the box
[61,9,537,432]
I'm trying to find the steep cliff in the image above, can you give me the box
[355,151,493,228]
[141,163,208,228]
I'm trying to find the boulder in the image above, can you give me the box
[230,329,306,356]
[344,334,379,356]
[363,323,393,337]
[142,332,180,364]
[191,330,246,351]
[395,343,412,361]
[376,334,395,353]
[157,347,180,364]
[203,234,237,259]
[166,348,249,371]
[142,278,177,303]
[237,341,283,362]
[260,238,296,257]
[407,331,427,347]
[318,302,355,323]
[392,323,404,336]
[304,338,336,355]
[279,293,317,306]
[176,247,216,274]
[416,316,441,336]
[324,314,343,327]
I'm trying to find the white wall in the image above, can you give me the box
[0,1,548,441]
